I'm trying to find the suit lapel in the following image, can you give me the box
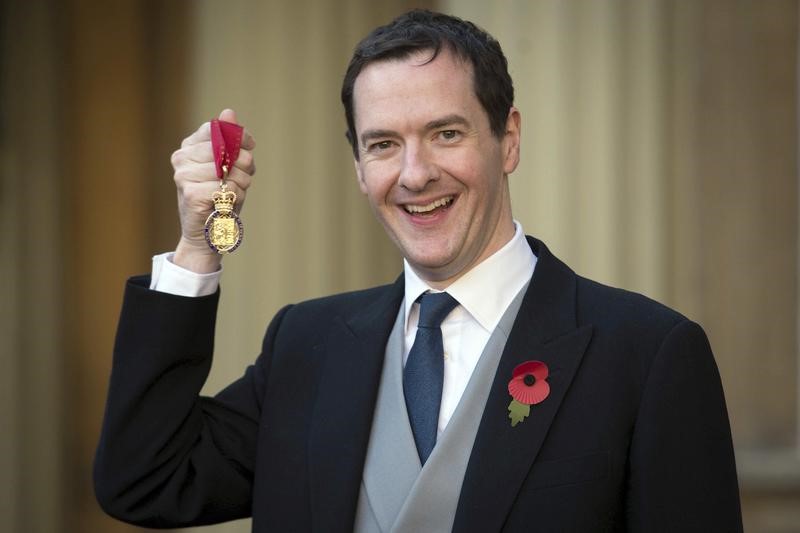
[308,277,404,533]
[453,238,594,533]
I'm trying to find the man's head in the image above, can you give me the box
[346,11,521,288]
[341,9,514,159]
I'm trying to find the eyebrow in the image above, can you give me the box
[360,129,397,148]
[425,114,471,131]
[359,114,472,148]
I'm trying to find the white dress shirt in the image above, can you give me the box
[149,222,537,435]
[150,252,221,297]
[402,221,536,435]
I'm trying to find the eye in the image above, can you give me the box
[368,140,394,152]
[438,130,461,142]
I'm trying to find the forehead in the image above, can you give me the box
[352,49,481,130]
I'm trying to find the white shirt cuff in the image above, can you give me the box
[150,252,221,297]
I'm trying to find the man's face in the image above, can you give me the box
[352,48,521,287]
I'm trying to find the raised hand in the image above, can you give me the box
[170,109,256,273]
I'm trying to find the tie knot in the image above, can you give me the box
[417,292,459,329]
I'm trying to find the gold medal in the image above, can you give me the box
[204,180,243,254]
[206,118,245,254]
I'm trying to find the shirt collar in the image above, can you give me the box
[403,221,537,333]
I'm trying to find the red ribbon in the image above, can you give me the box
[210,119,244,179]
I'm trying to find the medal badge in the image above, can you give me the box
[204,119,245,254]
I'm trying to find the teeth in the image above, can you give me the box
[404,196,453,214]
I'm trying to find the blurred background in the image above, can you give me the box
[2,0,798,531]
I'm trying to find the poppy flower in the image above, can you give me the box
[507,360,550,427]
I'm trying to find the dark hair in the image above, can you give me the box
[341,9,514,158]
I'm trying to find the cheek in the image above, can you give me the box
[438,143,496,178]
[358,175,369,195]
[358,180,391,213]
[354,161,368,195]
[359,162,397,200]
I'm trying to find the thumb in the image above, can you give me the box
[218,108,238,124]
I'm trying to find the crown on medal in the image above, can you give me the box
[212,188,237,214]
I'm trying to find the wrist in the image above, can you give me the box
[173,237,222,274]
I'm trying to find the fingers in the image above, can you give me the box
[226,165,253,192]
[179,176,249,207]
[179,113,256,150]
[217,108,256,150]
[181,121,211,148]
[178,178,249,231]
[174,159,251,187]
[172,111,254,250]
[233,148,255,175]
[173,160,217,184]
[173,111,255,199]
[172,141,212,168]
[173,158,252,193]
[219,108,237,123]
[172,143,255,176]
[241,129,256,150]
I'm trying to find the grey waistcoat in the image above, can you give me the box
[353,283,528,533]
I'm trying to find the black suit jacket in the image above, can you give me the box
[95,237,742,532]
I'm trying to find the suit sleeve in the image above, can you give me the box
[93,276,288,528]
[626,319,743,532]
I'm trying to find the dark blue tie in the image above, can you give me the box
[403,291,459,465]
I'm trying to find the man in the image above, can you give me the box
[95,10,743,532]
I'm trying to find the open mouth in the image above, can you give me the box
[403,196,454,216]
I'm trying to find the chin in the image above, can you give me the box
[405,252,460,277]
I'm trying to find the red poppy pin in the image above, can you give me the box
[507,360,550,427]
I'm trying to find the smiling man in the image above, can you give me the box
[95,10,743,533]
[352,47,519,288]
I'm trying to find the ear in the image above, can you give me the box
[355,158,368,195]
[502,107,521,174]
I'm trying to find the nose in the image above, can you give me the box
[398,141,438,191]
